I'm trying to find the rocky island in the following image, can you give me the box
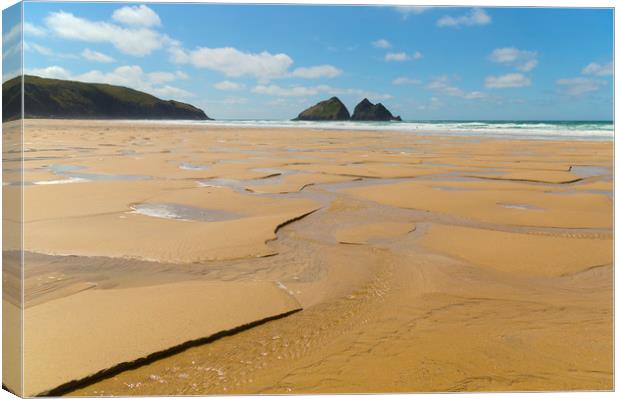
[2,75,211,121]
[351,98,402,121]
[293,96,350,121]
[293,97,401,122]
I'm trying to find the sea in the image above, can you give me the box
[138,120,614,141]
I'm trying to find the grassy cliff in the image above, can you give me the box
[2,75,211,121]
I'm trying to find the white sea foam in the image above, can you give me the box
[498,203,542,210]
[119,119,613,141]
[33,177,89,185]
[179,162,210,170]
[130,204,187,221]
[130,203,239,222]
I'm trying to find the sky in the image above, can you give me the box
[3,2,614,120]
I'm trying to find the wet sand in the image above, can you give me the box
[2,119,613,395]
[25,280,301,396]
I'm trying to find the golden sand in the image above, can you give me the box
[344,180,611,228]
[2,119,613,395]
[24,281,300,396]
[335,222,416,245]
[15,180,318,262]
[420,224,612,277]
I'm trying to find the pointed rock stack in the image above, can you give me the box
[293,97,401,122]
[293,97,351,121]
[351,98,402,121]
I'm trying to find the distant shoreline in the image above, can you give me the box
[8,117,614,141]
[28,118,609,141]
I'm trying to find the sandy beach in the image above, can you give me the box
[3,119,613,395]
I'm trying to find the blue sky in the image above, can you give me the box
[4,3,614,120]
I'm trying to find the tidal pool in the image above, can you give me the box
[129,203,240,222]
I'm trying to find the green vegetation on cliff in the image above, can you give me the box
[2,75,211,121]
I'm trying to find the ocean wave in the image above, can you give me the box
[123,119,614,140]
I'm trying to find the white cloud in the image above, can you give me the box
[429,96,442,108]
[252,84,391,100]
[582,62,613,77]
[45,11,168,56]
[266,98,288,106]
[485,73,531,89]
[168,46,189,63]
[518,59,538,72]
[223,97,248,105]
[556,77,606,97]
[437,8,491,28]
[3,23,20,46]
[289,65,341,79]
[24,42,53,56]
[2,24,22,59]
[73,65,145,86]
[147,71,180,84]
[252,84,323,97]
[169,46,293,80]
[463,91,486,100]
[26,64,194,99]
[175,71,189,80]
[371,39,391,49]
[395,6,433,19]
[24,41,80,60]
[26,66,72,80]
[41,9,342,84]
[417,96,443,110]
[24,22,46,37]
[3,42,21,58]
[214,80,245,91]
[384,51,422,62]
[385,52,410,62]
[170,45,341,81]
[427,75,487,99]
[392,77,421,85]
[82,48,115,63]
[151,85,193,99]
[489,47,538,72]
[112,5,161,27]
